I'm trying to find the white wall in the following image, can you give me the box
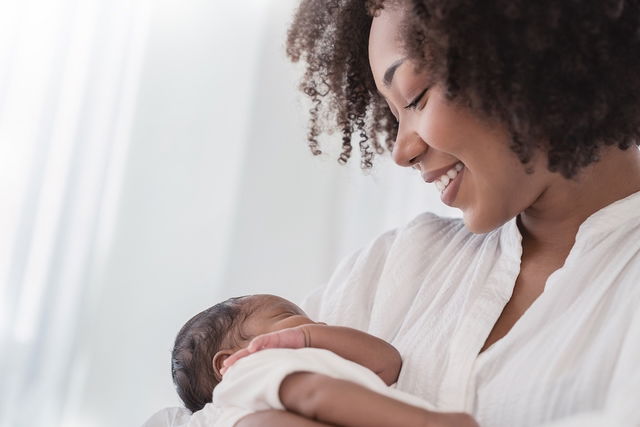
[63,1,273,425]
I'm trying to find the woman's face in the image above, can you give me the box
[369,7,552,233]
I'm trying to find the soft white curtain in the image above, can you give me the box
[0,0,150,426]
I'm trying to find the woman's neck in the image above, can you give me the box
[519,146,640,255]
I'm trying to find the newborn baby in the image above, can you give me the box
[171,294,466,427]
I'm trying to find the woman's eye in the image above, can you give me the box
[404,87,429,110]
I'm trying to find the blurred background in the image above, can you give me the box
[0,0,459,426]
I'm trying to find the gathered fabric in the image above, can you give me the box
[213,347,434,423]
[145,348,435,427]
[303,190,640,427]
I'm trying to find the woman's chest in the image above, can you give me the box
[364,236,520,409]
[386,254,637,417]
[393,290,628,421]
[479,258,561,353]
[472,323,620,427]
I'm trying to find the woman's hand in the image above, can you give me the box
[221,327,308,375]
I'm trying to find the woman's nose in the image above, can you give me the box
[391,129,428,167]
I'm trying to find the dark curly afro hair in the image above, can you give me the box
[286,0,640,178]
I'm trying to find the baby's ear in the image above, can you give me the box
[212,350,234,382]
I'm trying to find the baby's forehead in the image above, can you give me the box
[242,294,306,315]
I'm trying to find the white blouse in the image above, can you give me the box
[302,190,640,427]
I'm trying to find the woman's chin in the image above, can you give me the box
[462,211,508,235]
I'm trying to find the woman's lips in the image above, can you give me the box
[441,165,464,206]
[422,161,461,183]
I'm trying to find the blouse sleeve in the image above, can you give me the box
[300,227,400,331]
[300,212,461,334]
[538,306,640,427]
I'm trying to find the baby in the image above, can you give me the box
[171,294,469,427]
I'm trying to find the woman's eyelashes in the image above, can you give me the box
[404,87,430,110]
[384,85,428,121]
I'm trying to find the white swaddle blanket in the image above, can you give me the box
[143,347,434,427]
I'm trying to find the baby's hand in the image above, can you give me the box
[221,327,309,375]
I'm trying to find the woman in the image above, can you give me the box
[237,0,640,425]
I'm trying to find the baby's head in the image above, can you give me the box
[171,294,316,412]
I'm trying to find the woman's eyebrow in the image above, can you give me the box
[384,58,406,87]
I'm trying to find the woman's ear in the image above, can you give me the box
[212,350,234,382]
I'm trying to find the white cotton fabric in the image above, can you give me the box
[142,407,192,427]
[143,348,435,427]
[214,347,435,414]
[302,190,640,427]
[142,402,249,427]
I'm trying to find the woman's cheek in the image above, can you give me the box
[417,93,469,155]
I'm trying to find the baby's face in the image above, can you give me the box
[238,294,317,344]
[212,295,319,381]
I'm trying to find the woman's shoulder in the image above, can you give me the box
[302,211,508,328]
[350,211,511,266]
[403,211,466,235]
[332,212,467,267]
[339,213,470,270]
[391,211,492,252]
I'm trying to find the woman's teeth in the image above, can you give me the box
[435,163,464,193]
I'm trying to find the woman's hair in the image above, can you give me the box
[286,0,640,178]
[171,297,247,413]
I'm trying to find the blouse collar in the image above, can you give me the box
[498,189,640,257]
[498,215,523,262]
[575,189,640,242]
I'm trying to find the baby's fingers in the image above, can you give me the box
[248,332,281,352]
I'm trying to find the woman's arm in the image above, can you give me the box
[298,324,402,385]
[279,372,478,427]
[235,409,334,427]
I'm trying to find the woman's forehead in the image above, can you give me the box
[368,6,406,88]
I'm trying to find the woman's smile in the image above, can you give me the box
[421,161,465,206]
[368,7,553,233]
[439,163,465,206]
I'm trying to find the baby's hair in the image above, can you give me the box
[171,297,248,413]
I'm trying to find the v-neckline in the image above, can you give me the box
[475,247,576,364]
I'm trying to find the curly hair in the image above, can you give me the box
[286,0,396,169]
[171,298,247,413]
[286,0,640,178]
